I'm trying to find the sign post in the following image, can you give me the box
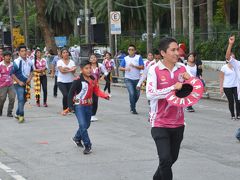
[110,11,121,55]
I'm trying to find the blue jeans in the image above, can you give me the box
[125,78,140,111]
[14,84,26,116]
[74,105,92,147]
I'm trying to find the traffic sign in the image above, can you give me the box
[110,11,121,34]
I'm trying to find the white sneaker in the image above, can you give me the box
[91,116,98,122]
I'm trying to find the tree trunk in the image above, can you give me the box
[108,0,114,55]
[189,0,194,52]
[224,0,230,26]
[170,0,176,36]
[35,0,57,54]
[182,0,188,36]
[207,0,213,39]
[146,0,153,53]
[199,0,207,40]
[176,0,182,35]
[238,0,240,29]
[23,0,28,47]
[8,0,14,49]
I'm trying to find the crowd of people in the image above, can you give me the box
[0,35,239,180]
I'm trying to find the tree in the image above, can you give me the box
[189,0,194,52]
[35,0,57,53]
[199,0,207,40]
[146,0,153,53]
[182,0,188,36]
[207,0,213,39]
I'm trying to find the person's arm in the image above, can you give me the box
[130,56,144,70]
[226,35,235,61]
[10,61,25,86]
[93,81,110,99]
[137,68,148,87]
[146,66,182,100]
[99,63,108,81]
[51,58,56,78]
[119,59,130,72]
[67,79,81,111]
[219,70,224,94]
[26,66,34,84]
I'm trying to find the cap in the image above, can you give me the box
[166,77,204,107]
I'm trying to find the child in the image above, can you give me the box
[103,52,115,95]
[68,60,110,154]
[89,54,108,122]
[0,51,16,117]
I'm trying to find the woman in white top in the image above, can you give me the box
[220,59,240,120]
[57,48,76,114]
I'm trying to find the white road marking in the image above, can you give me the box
[0,162,26,180]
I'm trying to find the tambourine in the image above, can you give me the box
[166,77,204,107]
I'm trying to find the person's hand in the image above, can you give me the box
[136,85,141,90]
[130,63,135,68]
[220,87,224,94]
[105,95,111,100]
[125,67,131,72]
[229,35,235,45]
[50,73,54,79]
[174,82,183,90]
[18,81,25,87]
[26,78,31,84]
[100,76,105,81]
[182,72,191,80]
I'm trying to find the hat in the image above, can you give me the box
[3,50,12,56]
[166,77,204,107]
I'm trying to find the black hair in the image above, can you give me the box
[89,54,99,66]
[104,51,112,57]
[60,47,69,55]
[159,37,177,53]
[34,49,41,69]
[18,45,27,51]
[187,52,196,62]
[80,60,91,68]
[128,44,136,50]
[153,48,160,55]
[3,50,12,56]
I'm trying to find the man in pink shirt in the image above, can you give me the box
[146,37,190,180]
[0,51,16,117]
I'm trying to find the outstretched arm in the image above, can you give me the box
[226,35,235,61]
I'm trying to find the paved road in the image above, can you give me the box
[0,78,240,180]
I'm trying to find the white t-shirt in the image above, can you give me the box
[186,64,197,77]
[57,59,76,83]
[221,64,237,88]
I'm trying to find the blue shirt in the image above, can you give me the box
[120,54,144,80]
[52,55,60,76]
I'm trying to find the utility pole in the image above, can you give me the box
[207,0,213,39]
[23,0,29,47]
[239,0,240,30]
[8,0,14,50]
[189,0,194,52]
[170,0,176,36]
[108,0,114,55]
[85,0,89,44]
[146,0,153,53]
[182,0,188,36]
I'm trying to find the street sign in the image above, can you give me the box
[110,11,121,34]
[55,36,67,47]
[91,17,97,25]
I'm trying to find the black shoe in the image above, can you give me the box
[0,110,2,116]
[132,110,138,115]
[71,137,83,148]
[54,95,57,98]
[83,146,92,155]
[7,113,13,117]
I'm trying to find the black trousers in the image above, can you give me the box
[104,73,111,93]
[53,76,58,96]
[151,126,185,180]
[36,75,48,103]
[224,87,240,117]
[92,93,98,116]
[58,82,72,110]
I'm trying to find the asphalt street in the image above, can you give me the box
[0,78,240,180]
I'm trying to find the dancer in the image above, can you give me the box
[119,44,144,114]
[51,49,61,97]
[68,60,110,154]
[146,37,190,180]
[103,52,115,95]
[0,51,16,117]
[33,49,48,107]
[11,45,33,123]
[89,54,108,122]
[57,48,76,115]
